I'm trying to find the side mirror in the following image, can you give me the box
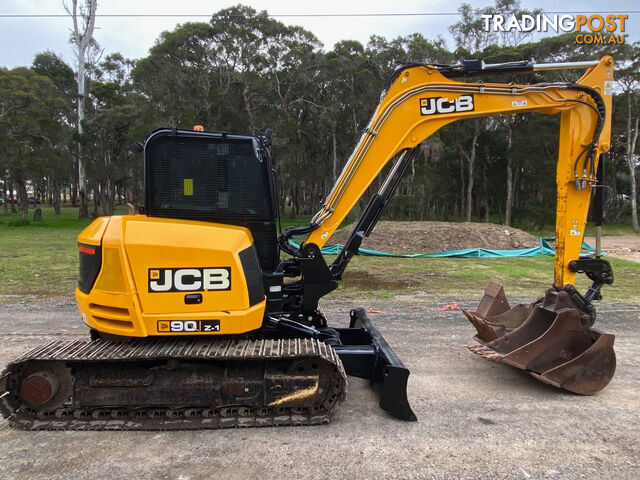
[263,129,273,147]
[131,141,144,154]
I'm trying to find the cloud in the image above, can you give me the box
[1,0,636,68]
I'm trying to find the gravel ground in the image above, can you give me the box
[0,294,638,480]
[584,235,640,264]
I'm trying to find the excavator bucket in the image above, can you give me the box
[463,283,616,395]
[462,282,536,342]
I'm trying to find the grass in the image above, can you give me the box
[1,206,638,304]
[0,206,127,301]
[335,255,640,302]
[522,222,639,239]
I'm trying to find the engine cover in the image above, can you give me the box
[76,215,266,337]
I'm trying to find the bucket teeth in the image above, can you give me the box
[462,283,616,395]
[462,310,499,343]
[467,344,502,363]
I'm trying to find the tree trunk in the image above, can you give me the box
[465,121,481,222]
[53,179,61,214]
[504,123,514,227]
[9,182,17,214]
[459,157,465,219]
[47,176,52,206]
[242,85,255,135]
[351,102,358,138]
[483,163,489,222]
[77,53,88,219]
[92,186,99,217]
[332,123,338,182]
[67,0,97,219]
[2,176,7,213]
[16,182,28,221]
[626,97,639,232]
[102,153,111,216]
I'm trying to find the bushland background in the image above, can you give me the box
[1,1,639,303]
[1,1,638,231]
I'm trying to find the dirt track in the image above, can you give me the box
[584,235,640,263]
[0,295,638,479]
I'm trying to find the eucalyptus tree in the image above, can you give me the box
[616,43,640,232]
[31,51,76,213]
[64,0,98,218]
[0,68,67,219]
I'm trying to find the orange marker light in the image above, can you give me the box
[193,125,204,132]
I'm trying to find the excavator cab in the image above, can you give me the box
[144,129,280,271]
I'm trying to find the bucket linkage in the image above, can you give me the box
[462,259,616,395]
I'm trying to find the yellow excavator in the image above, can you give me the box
[0,56,616,430]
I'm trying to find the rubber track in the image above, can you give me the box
[0,337,347,431]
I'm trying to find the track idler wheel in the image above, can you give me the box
[20,371,60,406]
[14,362,73,411]
[463,283,616,395]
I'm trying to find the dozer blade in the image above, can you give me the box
[464,284,616,395]
[333,308,417,421]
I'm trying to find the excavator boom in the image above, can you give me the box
[305,57,614,289]
[298,56,617,394]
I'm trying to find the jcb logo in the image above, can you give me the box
[148,267,231,292]
[420,95,474,115]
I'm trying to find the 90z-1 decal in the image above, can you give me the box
[420,94,474,115]
[148,267,231,292]
[157,320,221,333]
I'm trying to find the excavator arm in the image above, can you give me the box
[304,56,614,289]
[287,57,617,395]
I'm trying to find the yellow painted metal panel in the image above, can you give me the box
[77,216,110,246]
[76,215,266,337]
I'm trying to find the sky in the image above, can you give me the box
[1,0,638,69]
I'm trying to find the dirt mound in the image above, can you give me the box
[330,221,539,254]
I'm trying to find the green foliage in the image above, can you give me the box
[1,3,638,231]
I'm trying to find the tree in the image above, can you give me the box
[65,0,98,218]
[1,3,622,231]
[617,44,640,232]
[0,68,67,220]
[84,90,138,215]
[449,3,498,54]
[32,51,76,213]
